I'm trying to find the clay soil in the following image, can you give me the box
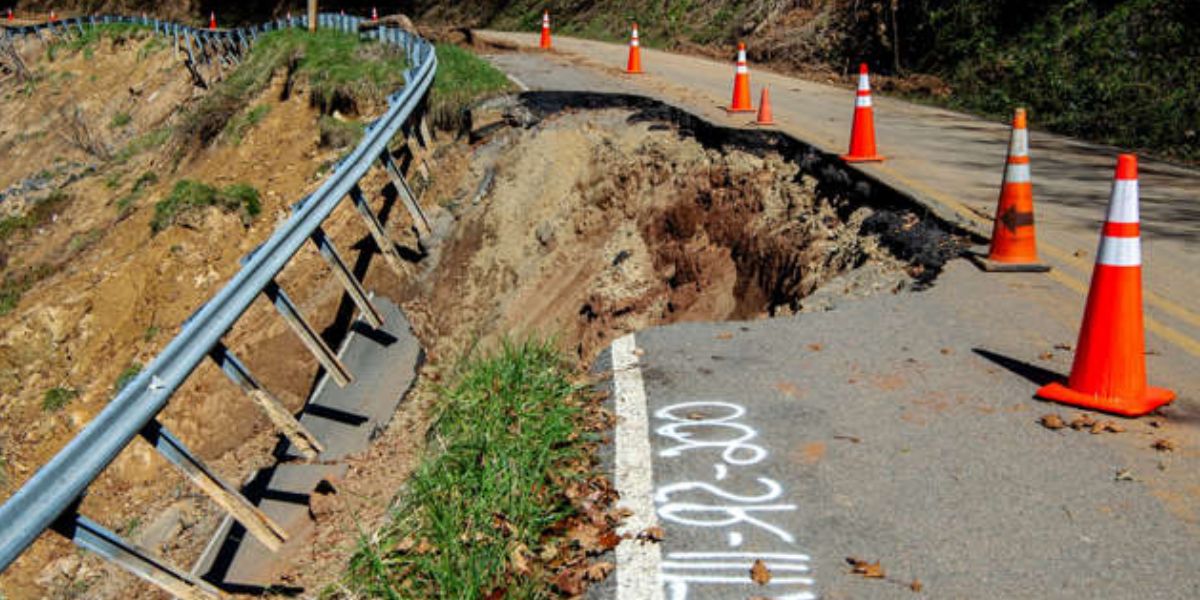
[1,62,932,596]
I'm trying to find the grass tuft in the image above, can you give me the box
[41,387,78,412]
[150,180,261,233]
[317,115,365,149]
[345,340,583,598]
[114,362,143,394]
[430,44,513,132]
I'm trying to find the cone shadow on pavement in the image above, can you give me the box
[973,349,1062,387]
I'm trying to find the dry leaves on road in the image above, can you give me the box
[847,556,886,578]
[636,526,665,543]
[808,343,824,352]
[1040,414,1065,430]
[911,578,924,592]
[716,331,734,340]
[750,559,772,585]
[1152,438,1177,452]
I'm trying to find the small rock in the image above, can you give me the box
[535,221,555,247]
[1039,414,1065,430]
[1152,438,1176,452]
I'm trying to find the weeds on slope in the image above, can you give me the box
[342,340,621,599]
[179,28,406,148]
[430,43,513,131]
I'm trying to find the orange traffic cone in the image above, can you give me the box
[372,7,379,22]
[49,8,56,22]
[840,63,884,162]
[208,11,216,30]
[726,42,754,112]
[1036,154,1175,417]
[6,8,13,21]
[753,87,775,125]
[539,11,552,49]
[971,108,1050,272]
[626,22,643,74]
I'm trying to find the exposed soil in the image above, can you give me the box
[0,71,961,597]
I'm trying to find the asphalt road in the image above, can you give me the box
[480,31,1200,363]
[475,32,1200,600]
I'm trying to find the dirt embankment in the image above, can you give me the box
[0,28,413,598]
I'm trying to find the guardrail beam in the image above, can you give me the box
[263,279,353,387]
[311,226,384,328]
[208,343,325,459]
[140,420,287,552]
[348,184,409,278]
[379,150,432,239]
[54,513,224,599]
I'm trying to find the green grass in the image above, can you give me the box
[114,362,143,394]
[0,190,71,243]
[41,386,78,412]
[115,171,159,217]
[113,128,170,165]
[109,112,132,129]
[223,104,271,145]
[345,340,584,598]
[430,44,514,131]
[0,266,54,317]
[150,180,261,233]
[317,115,365,149]
[179,28,406,147]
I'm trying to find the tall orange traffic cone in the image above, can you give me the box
[539,11,552,49]
[971,108,1050,272]
[208,11,216,30]
[840,63,884,162]
[626,22,643,74]
[726,42,754,112]
[372,7,379,22]
[6,8,13,21]
[1036,154,1175,417]
[49,8,56,22]
[753,87,775,125]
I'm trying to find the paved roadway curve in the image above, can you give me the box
[480,31,1200,361]
[477,32,1200,600]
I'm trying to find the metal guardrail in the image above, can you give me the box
[0,12,437,598]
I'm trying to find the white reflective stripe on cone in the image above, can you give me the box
[858,74,870,91]
[855,95,872,108]
[1107,180,1140,223]
[1004,163,1031,183]
[1009,128,1029,156]
[1098,236,1141,267]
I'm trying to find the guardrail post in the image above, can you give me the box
[263,279,353,387]
[310,226,385,328]
[348,184,409,277]
[140,419,288,552]
[53,513,224,599]
[378,150,432,239]
[208,342,325,459]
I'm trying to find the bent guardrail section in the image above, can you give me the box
[0,12,436,598]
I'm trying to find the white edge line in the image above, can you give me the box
[505,72,531,91]
[612,333,665,600]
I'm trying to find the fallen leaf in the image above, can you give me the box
[585,561,614,581]
[808,343,823,352]
[597,531,621,551]
[1039,414,1065,430]
[636,526,664,543]
[716,331,734,340]
[686,411,707,420]
[750,559,772,585]
[1104,421,1126,433]
[552,569,586,595]
[510,544,531,575]
[1115,468,1134,481]
[633,347,645,357]
[847,556,886,578]
[911,579,924,592]
[1069,414,1097,430]
[834,434,862,443]
[482,586,507,600]
[1148,419,1164,428]
[1038,351,1054,360]
[1152,438,1177,452]
[1089,422,1106,435]
[939,348,952,355]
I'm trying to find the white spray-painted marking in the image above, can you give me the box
[612,334,665,600]
[652,399,817,598]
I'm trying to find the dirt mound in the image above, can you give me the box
[409,103,933,363]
